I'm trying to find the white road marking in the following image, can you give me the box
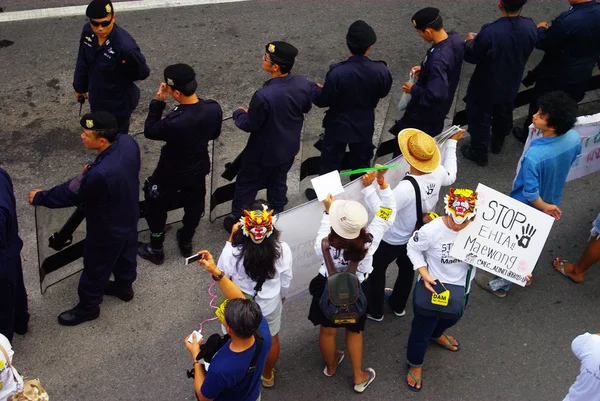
[0,0,250,23]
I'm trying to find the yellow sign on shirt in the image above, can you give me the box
[376,206,393,221]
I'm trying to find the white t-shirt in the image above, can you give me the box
[315,184,396,282]
[383,139,458,245]
[406,217,476,293]
[0,334,23,401]
[218,240,293,315]
[563,333,600,401]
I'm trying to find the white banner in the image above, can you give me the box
[278,127,461,300]
[450,183,554,287]
[517,112,600,183]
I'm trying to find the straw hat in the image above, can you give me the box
[329,200,368,240]
[397,128,440,173]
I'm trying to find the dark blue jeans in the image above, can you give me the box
[406,294,470,367]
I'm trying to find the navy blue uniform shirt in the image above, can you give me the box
[0,168,23,276]
[233,74,313,167]
[312,55,393,143]
[405,31,465,126]
[465,16,537,104]
[144,99,223,180]
[536,0,600,83]
[33,134,141,243]
[73,24,150,117]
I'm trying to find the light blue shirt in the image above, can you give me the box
[510,129,581,206]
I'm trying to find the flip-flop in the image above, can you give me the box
[553,258,581,284]
[406,365,422,392]
[323,350,345,377]
[353,368,376,393]
[431,333,460,352]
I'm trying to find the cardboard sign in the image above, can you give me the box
[450,184,554,287]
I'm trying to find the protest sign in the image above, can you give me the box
[450,183,554,287]
[517,112,600,183]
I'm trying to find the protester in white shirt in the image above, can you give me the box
[218,200,292,389]
[366,128,463,321]
[404,188,478,392]
[0,333,23,401]
[308,169,396,394]
[563,332,600,401]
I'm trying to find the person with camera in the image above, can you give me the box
[307,168,396,393]
[185,250,272,401]
[218,200,292,388]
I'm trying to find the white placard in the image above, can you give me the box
[310,170,344,201]
[450,183,555,287]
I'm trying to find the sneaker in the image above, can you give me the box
[223,215,237,234]
[104,280,134,302]
[137,242,165,265]
[305,188,317,201]
[393,309,406,317]
[460,144,488,167]
[474,273,507,298]
[366,314,384,322]
[176,229,193,257]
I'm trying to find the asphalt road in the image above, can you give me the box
[1,1,599,400]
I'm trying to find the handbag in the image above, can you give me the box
[412,266,473,320]
[318,238,367,325]
[0,343,48,401]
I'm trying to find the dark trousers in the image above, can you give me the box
[319,135,374,178]
[522,77,587,131]
[406,294,469,367]
[144,176,206,247]
[467,101,513,153]
[390,115,444,157]
[78,234,138,309]
[231,159,294,218]
[0,260,30,343]
[367,241,414,318]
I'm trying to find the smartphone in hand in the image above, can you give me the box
[431,280,446,295]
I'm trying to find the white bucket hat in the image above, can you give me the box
[329,200,368,239]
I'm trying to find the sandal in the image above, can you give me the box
[261,368,275,388]
[432,334,460,352]
[553,258,581,284]
[406,365,422,392]
[353,368,376,393]
[323,350,345,377]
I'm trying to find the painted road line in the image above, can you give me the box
[0,0,250,23]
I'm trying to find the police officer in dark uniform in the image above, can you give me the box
[513,0,600,142]
[223,41,313,232]
[73,0,150,134]
[389,8,464,149]
[0,168,29,342]
[29,112,140,326]
[460,0,537,166]
[138,64,223,264]
[306,20,392,200]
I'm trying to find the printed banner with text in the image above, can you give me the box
[450,183,554,287]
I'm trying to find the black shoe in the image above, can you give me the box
[137,242,165,265]
[305,188,317,201]
[104,280,134,302]
[490,136,505,154]
[58,305,100,326]
[223,215,237,234]
[176,229,193,257]
[460,144,488,167]
[512,127,528,144]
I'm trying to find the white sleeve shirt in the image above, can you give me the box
[563,333,600,401]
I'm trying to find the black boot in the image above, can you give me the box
[58,304,100,326]
[223,215,237,234]
[176,229,193,257]
[104,280,134,302]
[305,188,317,201]
[490,134,506,154]
[511,127,528,144]
[137,242,165,265]
[460,144,488,167]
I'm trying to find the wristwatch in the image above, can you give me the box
[212,270,225,281]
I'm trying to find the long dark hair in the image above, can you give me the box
[231,200,281,283]
[327,227,372,262]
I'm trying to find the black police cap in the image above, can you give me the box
[86,0,113,19]
[265,41,298,67]
[346,20,377,48]
[164,64,196,90]
[411,7,441,30]
[501,0,527,7]
[80,112,118,131]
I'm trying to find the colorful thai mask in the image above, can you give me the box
[240,206,274,244]
[444,188,479,224]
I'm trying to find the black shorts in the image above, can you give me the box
[307,273,369,333]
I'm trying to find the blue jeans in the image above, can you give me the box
[406,295,470,367]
